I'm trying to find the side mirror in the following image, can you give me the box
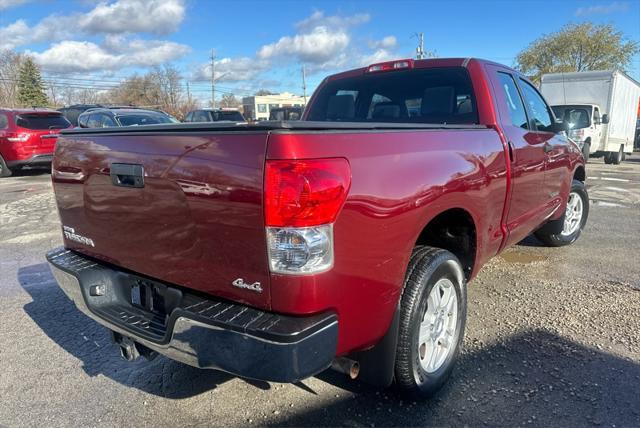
[550,118,568,134]
[601,114,609,124]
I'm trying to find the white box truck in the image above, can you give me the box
[541,70,640,164]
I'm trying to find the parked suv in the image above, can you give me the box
[58,104,104,126]
[77,107,179,128]
[184,108,245,123]
[0,108,72,177]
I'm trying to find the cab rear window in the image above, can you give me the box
[307,67,478,124]
[16,114,71,130]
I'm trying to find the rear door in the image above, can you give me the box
[487,66,548,247]
[52,130,272,309]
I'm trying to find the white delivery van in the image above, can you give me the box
[541,70,640,164]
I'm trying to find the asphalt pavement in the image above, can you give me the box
[0,157,638,427]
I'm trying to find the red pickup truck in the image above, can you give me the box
[47,58,587,398]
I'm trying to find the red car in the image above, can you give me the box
[47,58,587,399]
[0,108,72,177]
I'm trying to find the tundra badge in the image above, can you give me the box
[62,225,95,247]
[232,278,263,293]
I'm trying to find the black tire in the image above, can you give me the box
[612,145,623,165]
[535,180,589,247]
[0,154,12,178]
[604,153,613,164]
[581,141,590,162]
[394,246,467,399]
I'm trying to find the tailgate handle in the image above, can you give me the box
[110,163,144,188]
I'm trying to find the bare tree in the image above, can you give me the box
[219,93,241,108]
[0,49,25,107]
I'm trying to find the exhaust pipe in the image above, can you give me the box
[331,357,360,379]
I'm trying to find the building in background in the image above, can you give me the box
[242,92,306,120]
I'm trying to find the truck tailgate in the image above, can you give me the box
[52,131,271,309]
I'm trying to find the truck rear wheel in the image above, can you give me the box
[394,246,466,399]
[605,145,624,165]
[534,180,589,247]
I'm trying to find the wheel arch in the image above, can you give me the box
[413,208,477,280]
[573,165,586,182]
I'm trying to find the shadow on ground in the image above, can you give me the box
[282,332,640,426]
[19,263,640,426]
[18,263,235,399]
[9,167,51,177]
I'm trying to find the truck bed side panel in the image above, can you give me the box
[267,128,507,354]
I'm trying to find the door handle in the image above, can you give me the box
[110,163,144,188]
[543,143,553,153]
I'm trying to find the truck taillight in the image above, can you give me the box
[264,158,350,274]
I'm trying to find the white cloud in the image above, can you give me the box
[575,1,629,16]
[29,39,190,73]
[78,0,185,35]
[0,0,30,9]
[0,0,186,49]
[257,26,350,63]
[191,57,271,83]
[295,10,370,32]
[368,36,397,50]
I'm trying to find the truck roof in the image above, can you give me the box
[324,58,518,82]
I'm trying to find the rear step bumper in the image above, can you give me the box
[46,247,338,383]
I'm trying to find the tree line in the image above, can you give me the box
[0,53,243,120]
[1,23,638,117]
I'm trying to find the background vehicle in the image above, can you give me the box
[47,58,586,399]
[184,108,245,122]
[77,107,179,128]
[58,104,104,126]
[268,106,303,121]
[541,70,640,164]
[0,108,72,177]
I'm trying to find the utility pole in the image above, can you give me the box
[210,49,216,109]
[415,32,425,60]
[186,81,192,104]
[302,64,307,104]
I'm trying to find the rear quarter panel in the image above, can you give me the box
[267,129,507,354]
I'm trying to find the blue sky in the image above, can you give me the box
[1,0,639,103]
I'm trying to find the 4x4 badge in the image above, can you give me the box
[232,278,263,293]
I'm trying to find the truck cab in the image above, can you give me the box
[551,103,608,159]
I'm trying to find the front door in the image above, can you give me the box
[487,66,549,247]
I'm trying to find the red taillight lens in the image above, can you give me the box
[265,158,351,227]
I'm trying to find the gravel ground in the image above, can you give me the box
[0,158,639,427]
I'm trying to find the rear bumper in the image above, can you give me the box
[7,154,53,168]
[46,247,338,383]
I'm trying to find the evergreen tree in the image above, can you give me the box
[17,57,48,107]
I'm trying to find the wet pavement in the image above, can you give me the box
[0,158,639,427]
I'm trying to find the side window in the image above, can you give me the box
[101,114,116,127]
[497,72,528,129]
[519,79,553,132]
[193,110,210,122]
[0,113,8,129]
[184,112,193,122]
[86,114,102,128]
[593,107,601,125]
